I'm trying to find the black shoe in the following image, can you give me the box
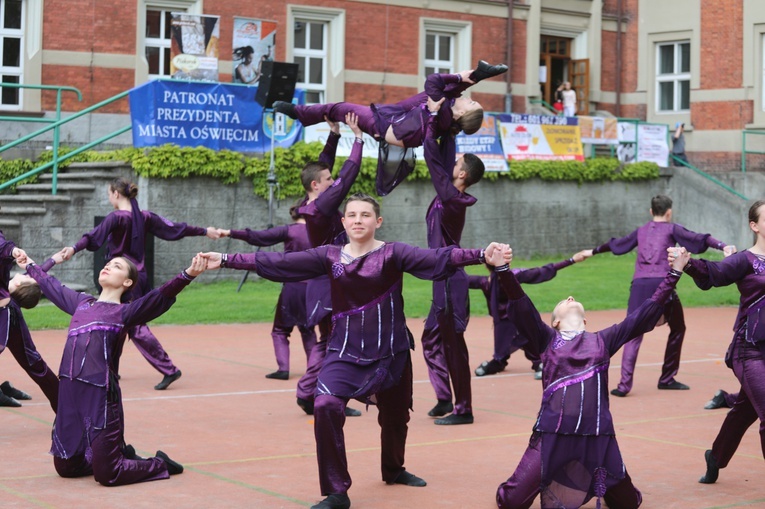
[311,493,351,509]
[297,397,314,415]
[704,390,727,410]
[154,371,182,391]
[435,413,474,425]
[388,470,427,487]
[1,381,31,400]
[427,399,453,417]
[156,450,184,475]
[658,380,690,390]
[610,388,628,397]
[0,391,21,407]
[273,101,298,119]
[475,359,506,377]
[699,449,719,484]
[469,60,508,83]
[123,444,146,460]
[344,406,362,417]
[265,370,289,380]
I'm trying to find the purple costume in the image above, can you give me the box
[469,259,575,371]
[0,232,58,411]
[229,223,316,373]
[290,73,473,195]
[420,128,477,416]
[221,242,483,496]
[495,266,681,509]
[593,221,725,394]
[294,135,363,402]
[71,206,208,378]
[684,251,765,468]
[26,263,195,486]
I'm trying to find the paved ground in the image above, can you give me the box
[1,307,763,508]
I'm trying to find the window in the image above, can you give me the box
[145,8,173,78]
[293,20,327,104]
[424,31,454,75]
[0,0,24,109]
[656,41,690,113]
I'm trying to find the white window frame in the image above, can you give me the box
[0,0,25,110]
[655,41,690,114]
[424,31,454,75]
[145,8,173,79]
[292,19,328,105]
[420,19,471,85]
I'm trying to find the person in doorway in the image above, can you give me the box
[557,81,577,117]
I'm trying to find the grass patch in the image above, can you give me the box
[21,252,740,330]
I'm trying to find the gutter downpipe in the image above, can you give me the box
[616,0,623,117]
[505,0,513,113]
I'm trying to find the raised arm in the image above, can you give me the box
[318,130,341,171]
[25,263,88,315]
[314,113,364,218]
[0,231,15,259]
[495,268,557,352]
[514,257,576,285]
[423,105,460,203]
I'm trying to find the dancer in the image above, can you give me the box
[18,252,208,486]
[587,194,732,396]
[292,113,364,417]
[681,200,765,484]
[217,204,317,380]
[57,177,220,390]
[472,250,591,380]
[494,244,690,509]
[419,96,484,425]
[0,231,59,411]
[274,60,507,195]
[201,193,506,509]
[704,389,737,410]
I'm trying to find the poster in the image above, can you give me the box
[636,123,669,167]
[455,115,507,172]
[496,113,584,161]
[578,116,618,145]
[232,18,276,85]
[169,13,220,81]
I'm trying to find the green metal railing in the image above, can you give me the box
[741,130,765,173]
[529,98,558,115]
[671,154,748,200]
[0,86,131,194]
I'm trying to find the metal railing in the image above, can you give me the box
[671,154,748,201]
[528,98,558,115]
[741,130,765,173]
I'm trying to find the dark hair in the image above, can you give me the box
[301,162,331,192]
[461,154,485,187]
[289,196,307,221]
[233,46,255,59]
[344,193,381,217]
[12,280,41,309]
[456,108,484,135]
[110,177,138,200]
[110,256,139,295]
[749,200,765,223]
[650,195,673,216]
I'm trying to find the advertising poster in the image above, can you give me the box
[496,113,583,161]
[455,115,507,172]
[578,116,618,145]
[636,123,669,167]
[169,13,220,81]
[232,18,276,85]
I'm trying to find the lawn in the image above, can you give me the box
[21,251,740,330]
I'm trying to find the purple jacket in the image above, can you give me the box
[230,223,311,253]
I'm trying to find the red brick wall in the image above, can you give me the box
[688,151,743,172]
[692,101,753,130]
[41,66,132,113]
[700,0,742,90]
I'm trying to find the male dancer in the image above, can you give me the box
[420,96,485,425]
[587,195,733,396]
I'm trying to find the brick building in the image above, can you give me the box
[1,0,763,171]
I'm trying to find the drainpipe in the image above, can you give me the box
[616,0,622,117]
[505,0,513,113]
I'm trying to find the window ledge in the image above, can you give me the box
[0,110,44,118]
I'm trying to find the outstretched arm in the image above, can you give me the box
[683,250,750,290]
[224,225,289,247]
[68,213,121,257]
[145,211,215,241]
[200,247,328,283]
[592,229,639,256]
[23,259,88,315]
[314,113,364,218]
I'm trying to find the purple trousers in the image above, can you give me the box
[493,321,541,370]
[314,354,412,495]
[296,317,331,401]
[129,324,179,377]
[421,315,473,415]
[53,400,169,486]
[294,103,380,138]
[496,434,642,509]
[616,281,685,394]
[710,339,765,468]
[271,324,316,373]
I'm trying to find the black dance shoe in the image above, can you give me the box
[123,444,145,460]
[698,449,719,484]
[427,399,453,417]
[434,413,474,425]
[0,391,21,407]
[388,470,427,487]
[273,101,298,119]
[610,388,628,398]
[1,381,32,400]
[297,397,315,415]
[311,493,351,509]
[657,380,690,390]
[154,370,182,391]
[704,389,727,410]
[474,359,506,377]
[156,450,184,475]
[265,370,289,380]
[344,406,362,417]
[469,60,508,83]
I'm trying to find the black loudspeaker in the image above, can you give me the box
[254,61,299,109]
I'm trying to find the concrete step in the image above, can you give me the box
[16,183,97,193]
[65,161,131,171]
[0,194,71,203]
[0,206,47,215]
[0,218,21,227]
[39,171,119,181]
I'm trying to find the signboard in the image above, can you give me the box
[636,123,669,167]
[578,116,618,145]
[455,115,507,172]
[232,18,276,85]
[170,13,220,81]
[496,113,584,161]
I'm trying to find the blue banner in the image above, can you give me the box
[455,115,507,172]
[129,80,304,152]
[495,113,578,126]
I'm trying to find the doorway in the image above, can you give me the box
[539,35,589,115]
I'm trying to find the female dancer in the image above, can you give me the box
[18,252,207,486]
[681,200,765,483]
[58,177,219,390]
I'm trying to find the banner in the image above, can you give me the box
[455,115,507,172]
[129,80,304,152]
[232,18,276,85]
[496,113,584,161]
[636,123,669,167]
[170,13,220,81]
[578,116,618,145]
